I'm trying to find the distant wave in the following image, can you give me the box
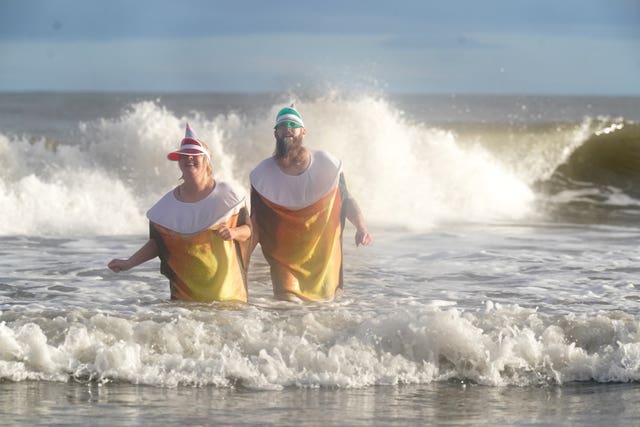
[548,121,640,193]
[532,120,640,223]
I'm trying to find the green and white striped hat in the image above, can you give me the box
[274,106,305,129]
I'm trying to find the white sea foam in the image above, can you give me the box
[1,303,638,388]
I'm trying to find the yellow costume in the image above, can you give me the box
[250,150,346,301]
[147,182,250,302]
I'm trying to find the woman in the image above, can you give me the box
[108,124,251,303]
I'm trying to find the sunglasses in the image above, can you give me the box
[275,122,303,130]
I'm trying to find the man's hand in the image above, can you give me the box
[355,228,372,246]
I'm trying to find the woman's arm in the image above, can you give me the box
[216,207,252,242]
[107,238,159,272]
[216,224,251,242]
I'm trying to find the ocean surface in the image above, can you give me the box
[1,92,640,426]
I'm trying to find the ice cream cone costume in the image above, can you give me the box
[250,150,346,301]
[147,182,250,303]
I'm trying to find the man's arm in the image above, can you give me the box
[340,174,372,246]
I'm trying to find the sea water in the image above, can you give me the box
[1,92,640,425]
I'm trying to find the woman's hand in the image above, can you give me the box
[216,226,235,241]
[216,224,251,242]
[108,258,131,272]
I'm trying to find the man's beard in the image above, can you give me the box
[275,134,305,163]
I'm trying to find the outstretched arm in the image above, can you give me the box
[108,238,159,272]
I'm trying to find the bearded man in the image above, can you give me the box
[249,106,372,302]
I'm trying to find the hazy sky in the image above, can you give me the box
[1,0,638,95]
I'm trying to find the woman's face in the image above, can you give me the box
[178,154,209,180]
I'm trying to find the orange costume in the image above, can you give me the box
[146,182,250,303]
[250,150,347,301]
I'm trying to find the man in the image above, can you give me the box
[250,105,372,302]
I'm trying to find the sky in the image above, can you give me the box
[0,0,639,95]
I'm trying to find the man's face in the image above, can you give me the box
[274,124,305,156]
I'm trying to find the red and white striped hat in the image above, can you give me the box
[167,123,210,161]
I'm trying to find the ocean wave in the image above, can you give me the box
[3,92,639,235]
[544,121,640,192]
[531,120,640,223]
[0,94,536,236]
